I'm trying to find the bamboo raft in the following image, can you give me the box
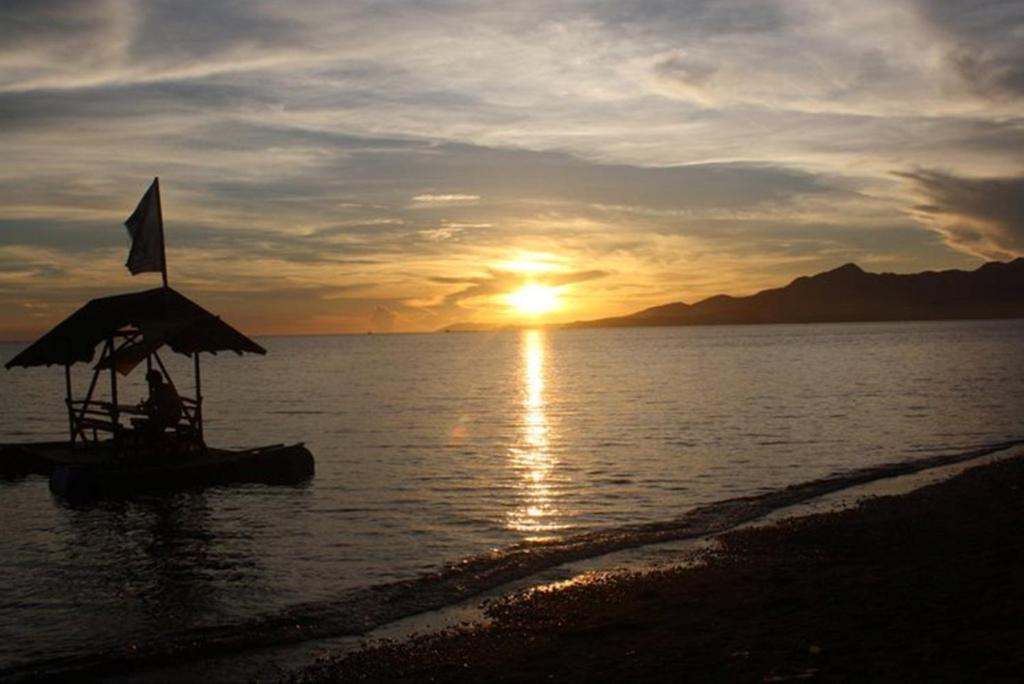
[3,180,316,503]
[3,287,317,503]
[0,440,314,502]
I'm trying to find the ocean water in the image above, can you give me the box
[1,320,1022,677]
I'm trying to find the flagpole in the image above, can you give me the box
[154,177,168,288]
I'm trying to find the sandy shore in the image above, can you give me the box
[294,451,1024,683]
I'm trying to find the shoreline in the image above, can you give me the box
[296,446,1024,683]
[6,442,1021,682]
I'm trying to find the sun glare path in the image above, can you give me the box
[507,329,565,538]
[506,284,561,316]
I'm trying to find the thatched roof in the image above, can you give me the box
[5,287,266,369]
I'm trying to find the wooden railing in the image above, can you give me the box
[67,396,204,448]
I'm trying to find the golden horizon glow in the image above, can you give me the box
[505,284,562,316]
[0,3,1013,339]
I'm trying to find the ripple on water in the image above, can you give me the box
[0,321,1023,673]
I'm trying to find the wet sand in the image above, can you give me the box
[295,452,1024,683]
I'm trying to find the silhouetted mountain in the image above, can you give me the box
[573,259,1024,328]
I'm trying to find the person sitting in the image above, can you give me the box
[139,369,183,437]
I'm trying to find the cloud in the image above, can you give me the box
[430,267,611,313]
[651,54,720,105]
[547,269,613,287]
[128,0,303,64]
[915,0,1024,100]
[2,0,1021,335]
[595,0,790,35]
[0,0,307,92]
[640,1,1024,126]
[897,169,1024,259]
[411,193,480,205]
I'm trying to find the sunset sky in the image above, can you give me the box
[1,0,1022,337]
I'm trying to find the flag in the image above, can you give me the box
[124,177,165,276]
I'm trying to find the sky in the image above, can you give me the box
[1,0,1022,337]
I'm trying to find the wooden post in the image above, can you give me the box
[77,364,102,436]
[154,177,168,289]
[194,352,203,441]
[108,338,120,448]
[153,351,173,389]
[64,363,74,447]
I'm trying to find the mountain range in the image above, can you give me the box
[571,259,1024,329]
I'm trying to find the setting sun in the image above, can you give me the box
[506,284,561,315]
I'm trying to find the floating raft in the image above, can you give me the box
[4,185,319,505]
[0,441,314,502]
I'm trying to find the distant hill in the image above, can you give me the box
[572,259,1024,328]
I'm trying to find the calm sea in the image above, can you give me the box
[1,320,1022,676]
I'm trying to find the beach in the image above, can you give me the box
[296,449,1024,683]
[4,1,1024,678]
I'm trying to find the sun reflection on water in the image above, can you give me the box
[507,329,566,539]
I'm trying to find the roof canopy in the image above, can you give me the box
[5,287,266,370]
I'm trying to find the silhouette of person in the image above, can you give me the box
[141,369,183,435]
